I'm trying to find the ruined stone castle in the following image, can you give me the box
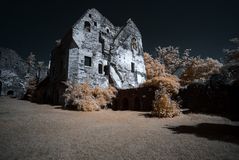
[0,48,47,98]
[34,8,146,105]
[50,8,146,89]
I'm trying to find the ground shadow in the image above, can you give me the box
[54,106,80,112]
[54,106,64,109]
[179,81,239,121]
[138,112,154,118]
[167,123,239,145]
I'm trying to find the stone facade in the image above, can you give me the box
[50,8,146,89]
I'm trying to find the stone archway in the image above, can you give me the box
[7,90,14,96]
[134,97,141,111]
[122,98,129,110]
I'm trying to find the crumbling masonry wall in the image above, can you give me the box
[64,8,146,89]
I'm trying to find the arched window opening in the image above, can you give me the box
[89,14,92,18]
[106,28,109,34]
[84,21,91,32]
[98,63,103,74]
[131,38,137,50]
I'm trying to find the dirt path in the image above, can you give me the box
[0,97,239,160]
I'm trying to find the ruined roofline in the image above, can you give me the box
[57,8,142,48]
[126,18,142,37]
[72,8,141,36]
[113,18,142,42]
[72,8,115,29]
[52,28,73,51]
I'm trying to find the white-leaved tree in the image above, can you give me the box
[180,57,222,85]
[36,61,45,82]
[221,38,239,83]
[156,46,222,85]
[156,46,192,75]
[223,37,239,64]
[143,46,223,118]
[26,52,36,74]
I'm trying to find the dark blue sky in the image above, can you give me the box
[0,0,238,62]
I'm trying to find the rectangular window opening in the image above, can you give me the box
[131,62,135,73]
[84,56,92,66]
[98,64,103,74]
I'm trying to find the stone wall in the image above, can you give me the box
[113,86,157,111]
[180,80,239,120]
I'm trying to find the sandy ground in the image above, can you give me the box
[0,97,239,160]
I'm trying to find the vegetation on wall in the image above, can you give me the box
[144,44,223,118]
[64,82,117,111]
[59,39,239,118]
[144,53,181,118]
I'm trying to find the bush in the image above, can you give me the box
[143,74,180,94]
[64,83,117,111]
[92,86,118,108]
[152,90,180,118]
[143,75,181,118]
